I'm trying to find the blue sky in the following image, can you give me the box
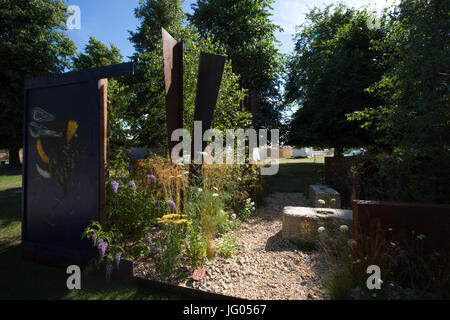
[66,0,395,60]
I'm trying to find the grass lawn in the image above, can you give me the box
[262,156,328,195]
[0,168,177,300]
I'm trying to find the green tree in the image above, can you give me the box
[0,0,76,166]
[188,0,285,130]
[348,0,449,155]
[129,0,185,55]
[118,0,250,151]
[116,25,250,150]
[70,37,128,152]
[112,0,186,150]
[285,5,385,156]
[72,36,123,71]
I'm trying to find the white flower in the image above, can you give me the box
[212,193,219,197]
[238,177,242,181]
[318,199,326,205]
[231,214,236,219]
[318,227,325,233]
[339,225,349,232]
[416,234,426,240]
[197,188,203,192]
[250,202,255,206]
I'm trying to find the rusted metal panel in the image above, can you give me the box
[193,52,226,153]
[161,28,183,158]
[352,200,450,256]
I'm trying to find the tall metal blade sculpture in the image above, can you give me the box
[192,52,226,163]
[162,28,184,159]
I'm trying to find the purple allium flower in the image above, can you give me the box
[106,264,114,283]
[91,230,97,246]
[154,199,160,210]
[167,199,177,212]
[110,181,119,194]
[115,253,122,270]
[147,174,156,184]
[115,234,122,242]
[128,180,136,191]
[97,239,108,260]
[146,236,152,246]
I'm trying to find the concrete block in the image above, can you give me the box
[309,185,341,208]
[282,206,352,244]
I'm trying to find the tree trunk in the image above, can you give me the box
[334,147,344,158]
[9,146,21,167]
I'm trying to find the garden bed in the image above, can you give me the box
[133,193,330,300]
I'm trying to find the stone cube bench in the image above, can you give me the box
[282,206,353,246]
[309,185,341,208]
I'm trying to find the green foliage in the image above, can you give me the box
[217,232,236,259]
[285,4,385,149]
[81,221,125,265]
[348,0,449,154]
[129,0,186,55]
[351,149,450,204]
[72,36,123,71]
[188,0,285,130]
[156,215,189,275]
[184,221,207,269]
[115,23,250,149]
[0,0,76,163]
[237,197,256,220]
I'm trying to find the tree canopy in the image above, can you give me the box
[188,0,285,130]
[348,0,450,155]
[0,0,76,165]
[108,1,251,151]
[285,4,385,153]
[129,0,185,55]
[72,36,123,71]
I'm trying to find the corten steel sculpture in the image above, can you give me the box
[22,63,134,265]
[191,52,226,162]
[162,28,184,159]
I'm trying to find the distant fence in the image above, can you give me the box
[261,147,293,159]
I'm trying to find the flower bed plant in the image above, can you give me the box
[82,150,260,283]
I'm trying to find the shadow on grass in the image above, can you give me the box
[0,243,179,300]
[0,187,22,229]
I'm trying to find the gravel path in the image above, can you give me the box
[134,192,330,300]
